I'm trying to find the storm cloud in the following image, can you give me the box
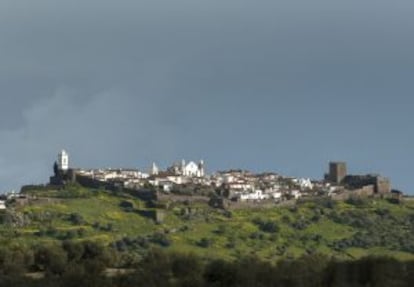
[1,0,413,192]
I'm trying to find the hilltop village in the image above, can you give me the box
[21,150,400,209]
[1,150,402,210]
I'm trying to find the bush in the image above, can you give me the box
[34,245,67,275]
[68,213,84,225]
[374,208,390,217]
[253,218,280,233]
[213,225,227,235]
[346,196,370,207]
[197,238,214,248]
[149,233,171,247]
[62,240,85,262]
[119,201,134,211]
[314,197,337,209]
[291,219,310,230]
[249,232,265,240]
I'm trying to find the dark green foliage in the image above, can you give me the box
[213,224,227,235]
[92,222,114,232]
[171,253,203,286]
[291,218,311,230]
[204,259,238,287]
[149,232,172,247]
[0,248,413,287]
[62,240,85,262]
[197,237,214,248]
[226,237,237,249]
[34,245,67,275]
[346,196,370,207]
[375,208,391,217]
[323,205,414,254]
[319,197,337,209]
[253,218,280,233]
[328,209,373,227]
[249,231,265,240]
[0,246,33,276]
[35,227,85,240]
[68,213,84,225]
[119,200,134,212]
[326,257,408,287]
[289,205,298,213]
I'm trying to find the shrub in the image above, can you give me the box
[253,218,280,233]
[197,238,214,248]
[346,196,370,207]
[68,213,84,225]
[149,233,172,247]
[291,219,310,230]
[119,200,134,211]
[213,225,227,235]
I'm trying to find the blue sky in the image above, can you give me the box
[0,0,413,193]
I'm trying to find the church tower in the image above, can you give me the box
[57,150,69,171]
[198,160,205,177]
[181,159,186,175]
[151,162,159,176]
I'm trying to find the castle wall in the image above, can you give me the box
[75,174,157,201]
[331,185,375,201]
[376,177,391,194]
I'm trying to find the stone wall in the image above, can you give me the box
[376,177,391,194]
[75,174,157,201]
[331,185,375,201]
[343,175,391,194]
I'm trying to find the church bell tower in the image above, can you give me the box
[57,150,69,172]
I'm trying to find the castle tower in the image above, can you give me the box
[328,162,347,184]
[57,150,69,172]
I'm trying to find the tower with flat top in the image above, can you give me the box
[328,162,347,184]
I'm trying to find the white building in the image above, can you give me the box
[168,160,205,177]
[271,191,282,200]
[182,160,205,177]
[57,150,69,171]
[238,190,268,201]
[167,175,187,185]
[290,190,302,199]
[223,175,235,184]
[228,182,255,192]
[0,200,6,210]
[157,179,174,192]
[293,178,314,190]
[150,162,159,176]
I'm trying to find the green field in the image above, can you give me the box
[2,185,414,262]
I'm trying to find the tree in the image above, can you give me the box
[34,244,67,275]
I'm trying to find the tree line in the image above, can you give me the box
[0,242,413,287]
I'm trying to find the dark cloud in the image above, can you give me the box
[0,0,413,192]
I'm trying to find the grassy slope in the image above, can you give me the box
[4,187,414,261]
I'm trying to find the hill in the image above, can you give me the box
[2,184,414,264]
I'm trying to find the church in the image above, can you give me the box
[50,150,76,185]
[180,160,205,177]
[152,159,206,178]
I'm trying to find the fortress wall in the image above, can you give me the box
[331,185,375,201]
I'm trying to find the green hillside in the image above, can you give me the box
[2,184,414,263]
